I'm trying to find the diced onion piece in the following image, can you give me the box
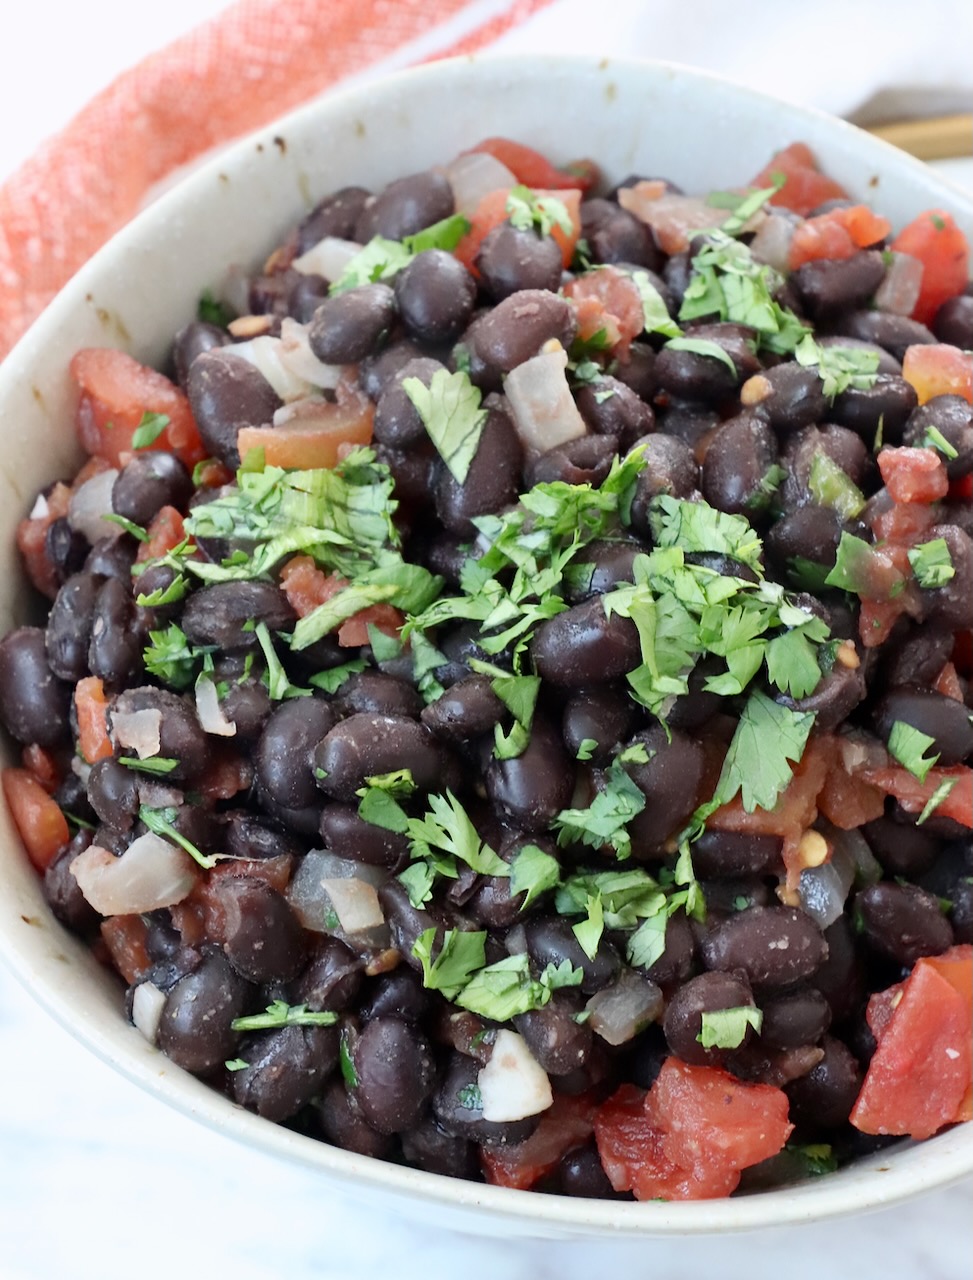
[131,980,167,1044]
[137,782,184,810]
[287,850,388,946]
[585,970,664,1046]
[874,252,924,316]
[195,676,236,737]
[829,823,883,886]
[749,214,797,272]
[278,318,346,390]
[617,184,738,255]
[71,836,199,915]
[477,1030,553,1122]
[319,878,385,935]
[446,151,517,214]
[230,335,312,403]
[29,492,50,520]
[67,469,121,543]
[292,236,362,280]
[504,343,587,455]
[799,830,855,930]
[110,707,162,759]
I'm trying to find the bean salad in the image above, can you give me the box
[1,135,971,1201]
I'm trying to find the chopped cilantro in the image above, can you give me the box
[795,336,880,401]
[908,538,955,589]
[367,624,403,663]
[921,424,959,460]
[339,1032,358,1088]
[356,770,414,832]
[230,1000,338,1032]
[403,790,509,898]
[197,289,234,327]
[454,953,582,1022]
[887,721,940,783]
[102,514,149,541]
[575,738,599,761]
[663,335,738,377]
[135,574,188,608]
[403,368,487,485]
[130,411,171,450]
[764,626,826,699]
[572,893,605,960]
[554,758,647,859]
[118,756,178,776]
[329,215,471,293]
[253,621,312,699]
[697,1006,763,1049]
[788,1143,838,1177]
[825,531,906,598]
[505,185,572,238]
[138,804,222,869]
[808,452,866,520]
[412,928,487,998]
[716,181,782,236]
[629,270,681,338]
[916,777,958,825]
[143,623,211,689]
[224,1058,250,1072]
[490,673,540,760]
[649,494,763,568]
[308,657,368,693]
[509,842,561,909]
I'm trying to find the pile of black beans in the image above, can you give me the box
[1,150,971,1200]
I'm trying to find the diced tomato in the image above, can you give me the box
[453,187,581,274]
[193,459,234,489]
[206,852,294,895]
[196,746,253,803]
[237,390,374,470]
[21,743,61,794]
[787,205,891,269]
[891,210,970,326]
[279,555,343,617]
[616,184,723,256]
[928,946,973,1124]
[463,137,597,192]
[1,768,70,871]
[74,676,113,764]
[934,662,965,702]
[866,982,905,1043]
[750,142,848,217]
[564,267,644,359]
[860,764,972,827]
[100,915,152,985]
[16,481,71,599]
[71,348,205,469]
[871,500,937,545]
[851,955,972,1139]
[877,447,949,504]
[337,603,404,649]
[902,343,973,405]
[136,505,186,563]
[817,760,886,830]
[481,1094,597,1190]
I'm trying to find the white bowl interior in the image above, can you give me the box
[1,54,971,1238]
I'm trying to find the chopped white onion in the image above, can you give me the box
[229,336,312,403]
[477,1030,553,1122]
[874,252,923,316]
[749,214,796,272]
[110,707,162,759]
[586,970,664,1046]
[445,151,517,214]
[71,836,199,915]
[319,878,385,935]
[131,980,167,1045]
[829,823,883,887]
[799,830,855,930]
[504,344,587,455]
[137,781,184,810]
[287,850,389,947]
[273,396,341,429]
[29,492,50,520]
[195,676,237,737]
[292,236,362,280]
[71,756,91,785]
[67,469,120,544]
[278,318,346,389]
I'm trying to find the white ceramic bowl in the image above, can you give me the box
[1,55,971,1239]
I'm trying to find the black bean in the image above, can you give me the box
[811,917,866,1025]
[256,698,335,810]
[662,250,692,307]
[476,222,563,300]
[157,950,252,1074]
[110,687,210,781]
[862,813,939,877]
[759,989,831,1051]
[186,350,281,468]
[581,198,660,269]
[373,357,444,447]
[470,290,577,377]
[315,1077,394,1159]
[223,811,301,863]
[917,524,972,629]
[663,970,756,1066]
[766,505,843,577]
[394,250,476,346]
[691,830,783,879]
[360,338,425,400]
[904,395,973,478]
[172,321,228,388]
[612,342,658,401]
[526,917,621,994]
[636,909,697,987]
[313,713,444,802]
[218,679,272,741]
[358,965,431,1023]
[526,435,619,488]
[400,1116,480,1180]
[432,1053,538,1147]
[182,582,296,651]
[44,517,88,586]
[307,283,395,365]
[701,906,828,989]
[421,675,504,742]
[950,878,973,944]
[558,1143,621,1199]
[335,671,423,720]
[831,374,918,444]
[832,310,937,362]
[701,877,773,915]
[43,836,100,932]
[435,405,523,537]
[701,409,779,516]
[353,1016,436,1134]
[741,362,827,434]
[781,423,869,506]
[0,627,72,746]
[297,185,371,252]
[112,452,192,527]
[777,662,865,734]
[88,578,144,686]
[46,573,99,681]
[874,685,973,766]
[655,337,747,402]
[933,294,973,348]
[792,250,886,318]
[575,378,654,450]
[625,724,706,856]
[562,686,639,763]
[354,170,454,242]
[816,334,902,375]
[84,535,138,581]
[857,882,954,966]
[785,1036,862,1130]
[288,274,331,323]
[214,878,307,983]
[485,716,574,832]
[628,435,699,535]
[232,1022,338,1122]
[531,596,641,686]
[467,839,535,928]
[319,804,409,870]
[86,758,140,830]
[248,269,300,320]
[291,938,363,1013]
[515,991,593,1075]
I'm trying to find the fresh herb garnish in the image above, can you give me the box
[575,738,598,761]
[795,336,880,401]
[629,270,681,339]
[916,777,958,825]
[308,657,368,693]
[808,452,866,519]
[130,411,171,450]
[554,757,647,860]
[138,804,222,869]
[230,1000,338,1032]
[697,1006,763,1049]
[329,215,471,293]
[118,756,179,776]
[224,1058,250,1072]
[663,336,738,377]
[887,721,940,783]
[453,953,583,1022]
[508,843,561,909]
[908,538,955,589]
[402,368,488,486]
[143,623,213,689]
[505,185,572,239]
[198,289,234,327]
[921,424,959,460]
[412,928,488,997]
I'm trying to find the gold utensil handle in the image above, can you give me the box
[866,113,972,161]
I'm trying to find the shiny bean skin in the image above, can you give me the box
[575,378,654,450]
[353,170,454,242]
[701,410,779,516]
[394,250,477,345]
[862,814,940,877]
[435,405,523,537]
[515,991,594,1075]
[530,596,641,686]
[857,882,953,966]
[315,1078,394,1159]
[933,293,973,348]
[157,950,252,1074]
[562,686,639,764]
[904,395,973,478]
[256,698,335,810]
[526,435,619,488]
[485,716,574,832]
[288,274,331,324]
[691,829,783,879]
[665,658,723,732]
[318,804,410,869]
[186,350,282,468]
[112,452,192,526]
[662,251,693,307]
[637,909,697,988]
[400,1116,480,1180]
[917,524,973,629]
[420,675,504,742]
[831,310,936,362]
[654,331,754,401]
[43,835,100,932]
[785,1036,862,1130]
[759,989,831,1051]
[46,573,99,681]
[526,917,621,994]
[950,879,973,945]
[353,1016,436,1134]
[291,938,363,1013]
[625,724,706,856]
[628,434,699,535]
[296,185,371,252]
[307,283,395,364]
[218,679,272,741]
[86,758,140,830]
[44,517,88,587]
[357,965,431,1023]
[776,662,865,733]
[373,357,444,447]
[580,198,660,269]
[663,970,756,1066]
[470,290,578,377]
[831,374,918,444]
[612,342,658,402]
[85,535,138,581]
[88,578,144,686]
[0,627,72,746]
[181,582,296,650]
[792,250,886,318]
[765,505,843,576]
[360,338,425,400]
[314,713,445,802]
[335,671,423,719]
[172,321,229,388]
[224,811,302,862]
[701,906,828,989]
[812,917,866,1025]
[816,334,902,375]
[741,362,826,434]
[781,424,869,506]
[874,686,973,765]
[433,1053,538,1147]
[111,686,211,780]
[558,1143,624,1199]
[214,878,307,983]
[475,223,563,301]
[233,1023,338,1121]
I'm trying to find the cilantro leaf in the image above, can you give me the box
[397,861,437,909]
[649,495,763,568]
[118,756,178,776]
[697,1006,763,1049]
[253,621,312,699]
[102,514,149,541]
[808,452,866,520]
[509,842,561,909]
[453,953,581,1022]
[626,911,671,970]
[572,893,605,960]
[921,424,959,460]
[706,691,815,815]
[405,790,509,889]
[629,270,681,338]
[224,1058,250,1072]
[143,623,211,689]
[490,673,540,760]
[403,368,488,485]
[917,777,958,825]
[308,657,368,693]
[887,721,940,783]
[553,759,646,860]
[764,628,824,699]
[135,574,188,608]
[412,927,487,998]
[198,289,234,327]
[825,531,906,598]
[663,336,738,377]
[131,411,171,450]
[717,182,782,236]
[505,185,572,238]
[908,538,955,589]
[231,1000,338,1032]
[575,738,598,761]
[329,237,412,293]
[403,213,472,255]
[795,336,880,401]
[138,805,222,869]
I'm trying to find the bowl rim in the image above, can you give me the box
[1,50,971,1236]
